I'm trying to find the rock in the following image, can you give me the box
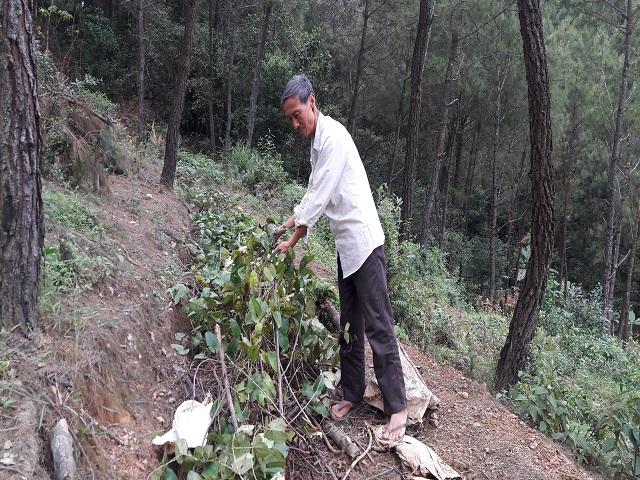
[458,391,469,399]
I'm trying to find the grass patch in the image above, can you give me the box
[44,190,99,232]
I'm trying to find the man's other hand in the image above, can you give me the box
[274,225,287,240]
[273,239,293,254]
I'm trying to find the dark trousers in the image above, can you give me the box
[337,246,406,415]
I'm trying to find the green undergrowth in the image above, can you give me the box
[510,278,640,479]
[40,189,119,316]
[157,191,339,479]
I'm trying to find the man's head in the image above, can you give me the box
[281,74,318,139]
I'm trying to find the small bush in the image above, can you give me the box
[44,190,99,232]
[230,140,288,199]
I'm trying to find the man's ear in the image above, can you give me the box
[308,93,316,110]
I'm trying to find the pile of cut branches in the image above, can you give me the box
[157,192,339,479]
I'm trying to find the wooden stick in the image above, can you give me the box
[275,326,284,414]
[215,324,238,430]
[341,424,372,480]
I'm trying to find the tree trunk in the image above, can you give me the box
[420,31,458,245]
[347,0,370,136]
[452,112,466,192]
[208,0,220,152]
[463,121,480,236]
[603,0,633,334]
[559,101,577,301]
[388,69,409,187]
[494,0,554,392]
[0,0,44,331]
[136,0,145,142]
[400,0,434,240]
[489,65,508,305]
[619,201,640,341]
[438,137,454,248]
[224,1,237,157]
[246,0,273,148]
[160,0,196,188]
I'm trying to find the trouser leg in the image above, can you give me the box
[337,256,366,403]
[352,246,406,415]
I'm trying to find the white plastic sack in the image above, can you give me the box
[363,343,439,424]
[152,399,214,448]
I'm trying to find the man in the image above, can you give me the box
[274,74,408,441]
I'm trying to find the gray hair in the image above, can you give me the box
[281,74,314,104]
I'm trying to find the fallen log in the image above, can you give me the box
[324,422,359,459]
[51,418,76,480]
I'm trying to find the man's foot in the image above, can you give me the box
[383,408,408,441]
[330,400,354,421]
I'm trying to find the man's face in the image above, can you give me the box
[283,94,317,139]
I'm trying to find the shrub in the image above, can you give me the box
[43,190,99,232]
[230,139,288,199]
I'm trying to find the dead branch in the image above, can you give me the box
[215,324,238,430]
[324,422,359,459]
[341,424,373,480]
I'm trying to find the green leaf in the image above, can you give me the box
[171,344,190,355]
[601,436,616,453]
[231,452,254,475]
[163,467,178,480]
[170,283,188,304]
[272,310,282,328]
[205,331,218,354]
[175,438,189,457]
[264,264,276,282]
[202,462,219,479]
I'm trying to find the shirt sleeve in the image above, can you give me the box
[293,134,347,235]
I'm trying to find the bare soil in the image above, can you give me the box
[1,164,604,480]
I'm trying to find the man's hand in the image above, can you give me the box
[273,239,293,254]
[273,224,287,241]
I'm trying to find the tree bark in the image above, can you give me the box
[136,0,145,142]
[603,0,633,334]
[494,0,554,392]
[400,0,434,240]
[0,0,44,332]
[246,0,273,148]
[347,0,370,136]
[160,0,196,188]
[420,31,458,245]
[619,200,640,341]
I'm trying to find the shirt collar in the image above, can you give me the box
[312,111,325,151]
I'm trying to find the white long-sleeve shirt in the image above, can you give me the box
[293,112,385,278]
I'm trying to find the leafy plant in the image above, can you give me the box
[158,195,338,478]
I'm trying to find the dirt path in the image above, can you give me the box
[289,342,602,480]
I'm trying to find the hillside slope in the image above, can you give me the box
[1,159,603,480]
